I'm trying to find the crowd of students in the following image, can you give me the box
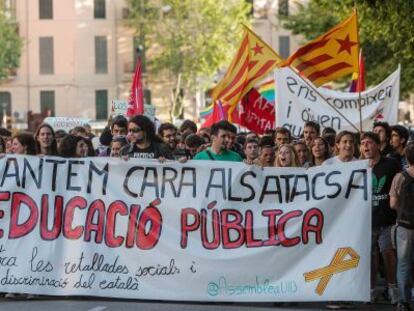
[0,115,414,310]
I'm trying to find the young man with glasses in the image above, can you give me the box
[158,122,188,160]
[121,115,172,160]
[158,122,177,152]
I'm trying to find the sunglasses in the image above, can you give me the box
[129,127,142,133]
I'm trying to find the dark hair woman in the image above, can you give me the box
[311,137,331,166]
[59,134,90,158]
[11,133,37,155]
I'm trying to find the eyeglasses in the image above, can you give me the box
[129,127,142,133]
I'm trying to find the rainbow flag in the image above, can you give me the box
[199,80,276,121]
[258,80,276,103]
[199,104,214,118]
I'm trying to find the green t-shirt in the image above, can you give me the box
[193,148,242,162]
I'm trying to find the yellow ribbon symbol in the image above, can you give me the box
[303,247,360,296]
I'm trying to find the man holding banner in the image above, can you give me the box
[194,121,242,162]
[121,115,171,160]
[360,132,401,304]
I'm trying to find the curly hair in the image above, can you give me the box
[128,115,163,144]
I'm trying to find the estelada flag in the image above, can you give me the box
[349,50,365,92]
[286,11,359,87]
[127,56,144,116]
[211,25,283,121]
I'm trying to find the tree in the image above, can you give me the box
[0,10,22,81]
[281,0,414,98]
[127,0,251,120]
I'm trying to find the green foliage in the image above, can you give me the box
[126,0,251,89]
[281,0,414,98]
[0,11,22,81]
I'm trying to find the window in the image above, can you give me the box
[95,90,108,120]
[94,0,106,19]
[39,37,54,74]
[95,36,108,74]
[245,0,253,16]
[279,36,290,59]
[39,0,53,19]
[2,0,16,19]
[40,91,55,116]
[0,92,12,127]
[122,7,130,19]
[278,0,289,17]
[143,89,151,106]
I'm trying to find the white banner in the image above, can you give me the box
[111,100,129,115]
[111,100,156,122]
[0,156,371,302]
[275,67,400,135]
[44,117,91,133]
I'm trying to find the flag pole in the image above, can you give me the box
[243,22,358,132]
[288,65,360,132]
[355,7,363,133]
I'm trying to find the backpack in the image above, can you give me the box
[397,171,414,229]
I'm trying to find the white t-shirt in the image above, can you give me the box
[322,156,356,165]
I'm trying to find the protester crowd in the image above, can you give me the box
[0,115,413,310]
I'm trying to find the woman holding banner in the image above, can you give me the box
[10,133,36,155]
[275,144,300,167]
[58,134,90,158]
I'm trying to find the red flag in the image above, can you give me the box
[201,101,240,128]
[239,88,275,134]
[127,57,144,116]
[349,50,365,92]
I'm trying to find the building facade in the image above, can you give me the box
[0,0,303,126]
[0,0,137,126]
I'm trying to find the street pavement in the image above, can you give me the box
[0,297,403,311]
